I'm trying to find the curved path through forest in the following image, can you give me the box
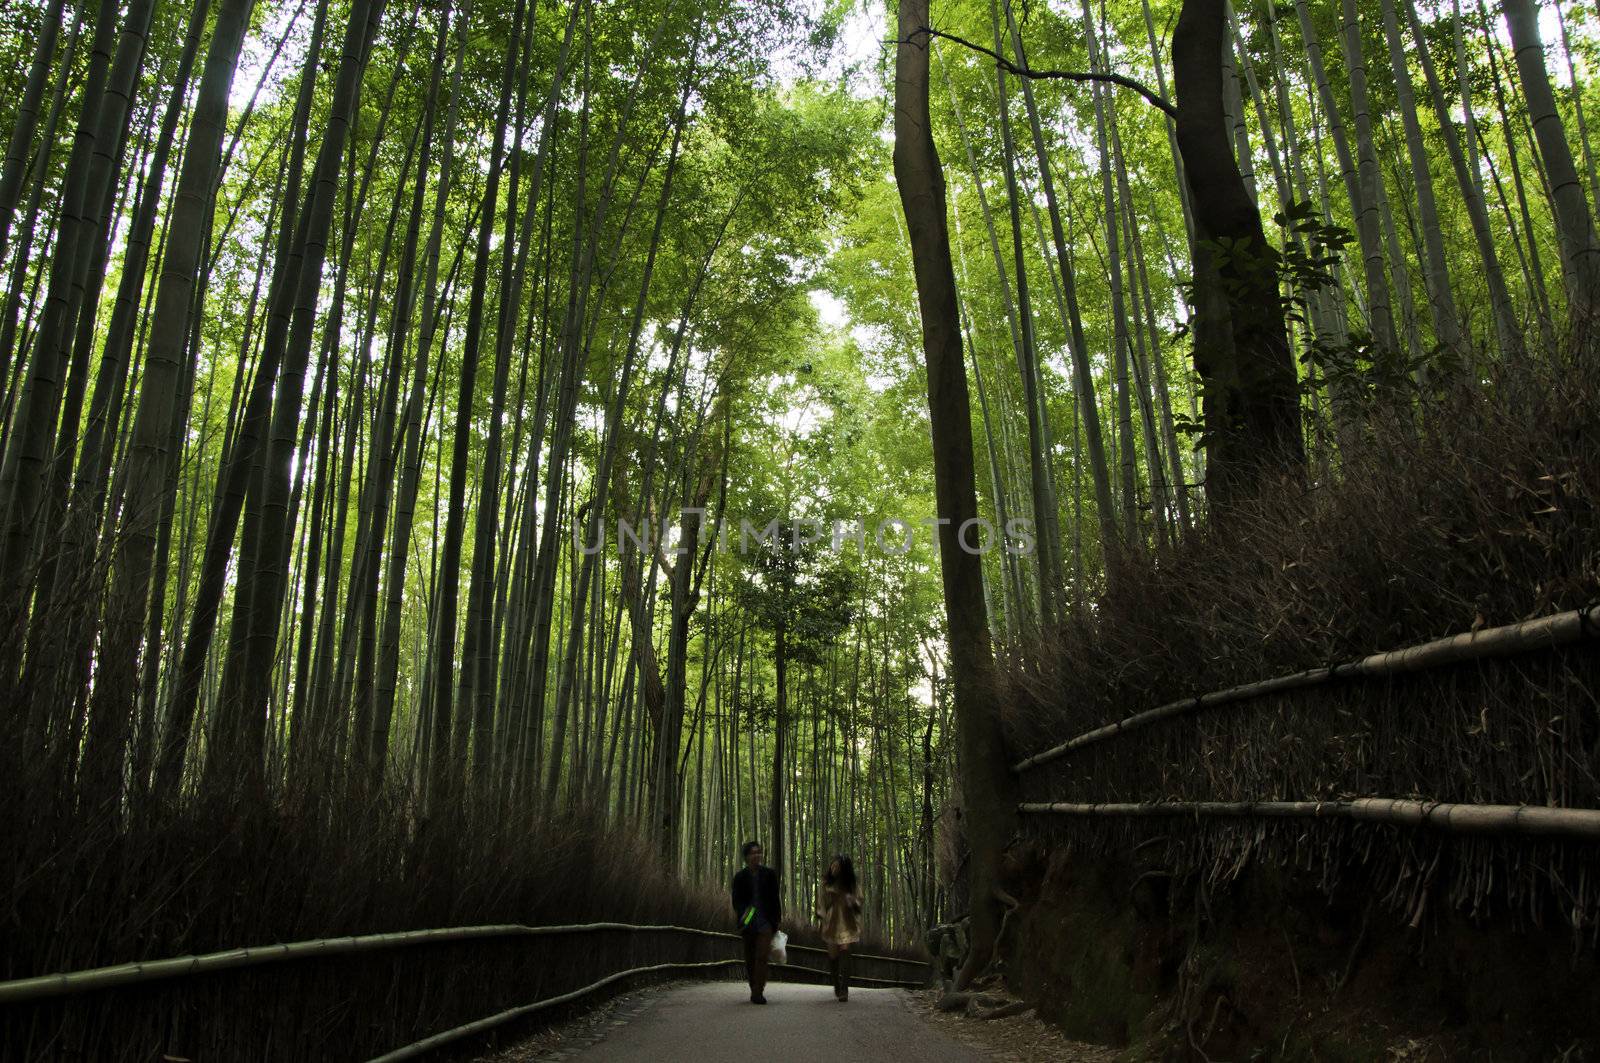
[557,983,982,1061]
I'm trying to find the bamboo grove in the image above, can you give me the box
[0,0,1598,955]
[850,0,1600,638]
[882,0,1600,991]
[0,0,958,944]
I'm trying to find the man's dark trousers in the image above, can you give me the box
[742,927,774,996]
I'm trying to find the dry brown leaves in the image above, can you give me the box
[903,988,1121,1062]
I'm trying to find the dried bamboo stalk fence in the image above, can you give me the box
[366,958,922,1062]
[1008,603,1600,935]
[3,915,928,1056]
[365,960,748,1061]
[1019,799,1600,838]
[1012,604,1598,773]
[0,921,928,1005]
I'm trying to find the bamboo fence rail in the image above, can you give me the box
[1011,604,1599,773]
[364,960,744,1062]
[1019,799,1600,839]
[365,959,928,1062]
[0,922,926,1005]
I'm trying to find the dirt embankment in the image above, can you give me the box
[1001,847,1600,1060]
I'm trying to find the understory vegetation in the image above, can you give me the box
[995,354,1600,1054]
[1008,351,1600,922]
[3,797,916,1060]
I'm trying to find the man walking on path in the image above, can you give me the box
[731,840,782,1004]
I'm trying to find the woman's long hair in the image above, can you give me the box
[824,854,857,893]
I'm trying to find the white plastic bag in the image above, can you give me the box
[769,929,788,966]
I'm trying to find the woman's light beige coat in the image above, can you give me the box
[816,883,862,946]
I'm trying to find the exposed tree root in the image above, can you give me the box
[936,988,1033,1020]
[938,887,1033,1021]
[970,999,1034,1020]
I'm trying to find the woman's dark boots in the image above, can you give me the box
[837,954,850,1001]
[829,957,842,999]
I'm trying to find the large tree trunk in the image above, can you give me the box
[893,0,1016,989]
[1173,0,1304,507]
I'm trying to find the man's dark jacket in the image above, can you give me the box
[730,865,782,934]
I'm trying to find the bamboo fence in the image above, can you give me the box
[365,959,925,1062]
[0,922,927,1005]
[1012,604,1598,773]
[1019,799,1600,839]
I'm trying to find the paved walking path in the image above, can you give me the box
[567,982,985,1062]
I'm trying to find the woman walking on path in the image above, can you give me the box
[815,854,862,1001]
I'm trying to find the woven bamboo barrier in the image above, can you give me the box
[1012,604,1599,773]
[365,959,929,1062]
[0,922,926,1005]
[1019,798,1600,839]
